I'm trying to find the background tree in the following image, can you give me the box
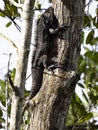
[0,0,35,130]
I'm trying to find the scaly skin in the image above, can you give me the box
[28,7,58,100]
[28,7,70,100]
[28,68,43,100]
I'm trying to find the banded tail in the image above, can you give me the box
[28,68,43,100]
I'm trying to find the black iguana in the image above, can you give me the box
[28,7,70,100]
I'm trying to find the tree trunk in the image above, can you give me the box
[10,0,35,130]
[29,0,85,130]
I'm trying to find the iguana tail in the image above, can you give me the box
[28,68,43,100]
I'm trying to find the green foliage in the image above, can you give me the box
[34,0,41,10]
[81,31,85,43]
[10,68,16,81]
[86,30,94,45]
[6,21,12,27]
[0,79,6,105]
[0,11,5,17]
[0,68,16,129]
[0,78,6,128]
[0,0,20,28]
[66,94,93,126]
[0,109,3,117]
[22,110,31,124]
[78,55,86,73]
[77,0,98,109]
[67,0,98,127]
[3,0,20,18]
[83,14,92,28]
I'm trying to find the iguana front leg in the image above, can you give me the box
[49,24,70,35]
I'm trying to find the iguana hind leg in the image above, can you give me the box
[38,55,49,69]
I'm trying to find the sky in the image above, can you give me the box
[0,0,50,80]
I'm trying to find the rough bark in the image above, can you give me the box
[29,0,85,130]
[10,0,35,130]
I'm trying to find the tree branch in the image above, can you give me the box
[85,0,92,7]
[5,53,12,130]
[0,32,18,53]
[8,73,19,96]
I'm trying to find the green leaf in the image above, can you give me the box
[34,0,41,10]
[92,52,98,64]
[10,68,16,81]
[6,21,12,27]
[67,94,88,125]
[90,72,96,82]
[84,47,90,52]
[77,113,93,124]
[0,109,3,117]
[85,51,92,58]
[83,14,91,28]
[94,37,98,44]
[0,11,5,17]
[24,90,29,98]
[0,79,6,90]
[0,117,5,123]
[92,16,98,28]
[82,90,89,103]
[85,51,98,64]
[0,90,6,107]
[0,79,6,106]
[93,112,98,117]
[4,1,19,19]
[8,104,11,115]
[86,30,94,45]
[87,82,93,88]
[78,56,86,74]
[78,82,85,88]
[81,31,85,43]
